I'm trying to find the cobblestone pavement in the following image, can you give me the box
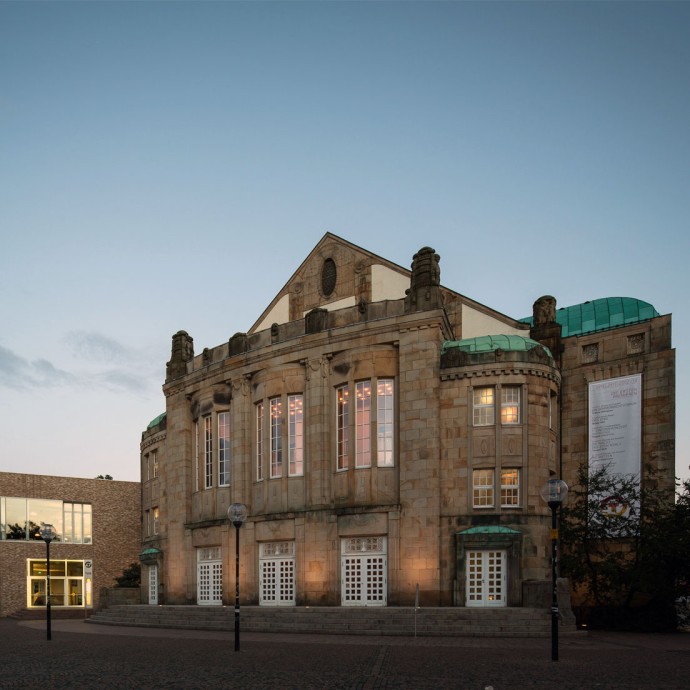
[1,618,689,689]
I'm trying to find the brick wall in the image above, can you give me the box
[0,472,140,617]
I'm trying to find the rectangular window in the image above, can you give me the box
[473,469,494,508]
[473,387,495,426]
[204,416,213,489]
[28,499,63,540]
[145,509,151,537]
[256,402,265,481]
[145,453,150,481]
[194,420,199,492]
[376,379,394,467]
[73,504,83,543]
[501,386,520,425]
[355,381,371,468]
[153,507,159,535]
[62,502,91,544]
[2,498,84,542]
[3,497,27,540]
[270,397,283,478]
[218,412,230,487]
[500,469,520,507]
[336,385,349,470]
[152,449,159,478]
[63,502,73,543]
[288,394,303,476]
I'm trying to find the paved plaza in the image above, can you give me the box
[1,618,688,689]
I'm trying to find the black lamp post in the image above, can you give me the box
[540,479,568,661]
[228,503,248,652]
[39,523,57,641]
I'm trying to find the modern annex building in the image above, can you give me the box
[140,234,675,611]
[0,472,140,617]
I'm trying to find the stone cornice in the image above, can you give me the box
[440,365,561,385]
[141,430,166,451]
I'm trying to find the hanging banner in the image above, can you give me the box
[588,374,642,478]
[588,374,642,529]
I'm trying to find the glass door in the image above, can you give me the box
[466,550,507,607]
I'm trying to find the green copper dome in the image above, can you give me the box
[147,412,167,430]
[520,297,660,337]
[441,334,552,358]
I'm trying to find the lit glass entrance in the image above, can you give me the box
[27,559,86,608]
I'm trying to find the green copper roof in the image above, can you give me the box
[441,334,552,357]
[147,412,166,430]
[140,547,161,557]
[520,297,659,337]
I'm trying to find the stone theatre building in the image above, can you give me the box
[140,233,675,610]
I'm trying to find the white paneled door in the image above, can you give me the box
[465,550,507,607]
[341,537,387,606]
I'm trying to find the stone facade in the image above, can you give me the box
[0,472,140,617]
[140,233,675,611]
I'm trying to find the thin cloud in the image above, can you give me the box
[0,345,77,389]
[0,339,158,395]
[95,369,150,394]
[64,330,129,363]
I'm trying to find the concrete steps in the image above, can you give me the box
[9,607,91,620]
[87,605,569,638]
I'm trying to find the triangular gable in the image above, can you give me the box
[249,233,529,340]
[249,233,413,333]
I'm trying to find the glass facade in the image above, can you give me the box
[1,497,92,543]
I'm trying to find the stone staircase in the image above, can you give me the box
[87,605,573,638]
[9,607,92,621]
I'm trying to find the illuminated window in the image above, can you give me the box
[355,381,371,468]
[270,397,283,478]
[204,416,213,489]
[473,387,495,426]
[28,559,87,608]
[153,507,159,535]
[501,387,520,425]
[288,395,303,476]
[337,379,395,470]
[500,469,520,507]
[376,379,394,467]
[218,412,230,487]
[337,385,349,470]
[473,469,494,508]
[256,402,265,481]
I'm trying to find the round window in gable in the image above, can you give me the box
[321,258,337,296]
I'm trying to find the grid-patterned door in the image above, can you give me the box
[148,565,158,605]
[259,542,295,606]
[466,550,507,607]
[341,537,387,606]
[197,547,222,605]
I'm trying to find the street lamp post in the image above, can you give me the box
[228,503,248,652]
[39,523,57,642]
[540,479,568,661]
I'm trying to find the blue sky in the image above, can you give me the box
[1,1,688,484]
